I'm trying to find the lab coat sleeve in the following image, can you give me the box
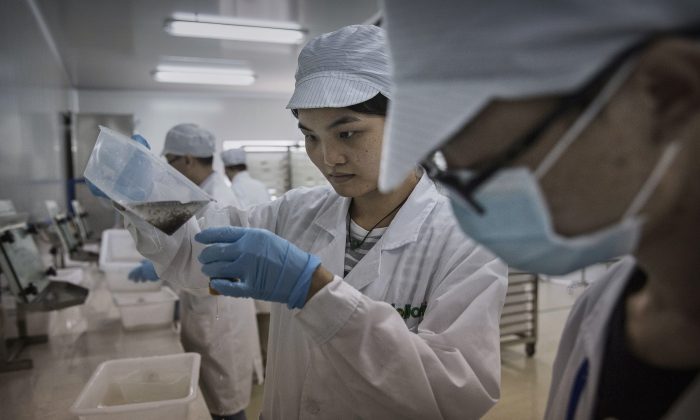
[294,246,508,420]
[121,195,288,294]
[122,209,211,293]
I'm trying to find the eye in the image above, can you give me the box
[304,134,317,142]
[338,131,355,140]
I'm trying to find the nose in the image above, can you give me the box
[321,140,347,167]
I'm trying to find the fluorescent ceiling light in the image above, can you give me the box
[153,64,255,86]
[243,146,294,152]
[224,140,304,150]
[165,13,305,44]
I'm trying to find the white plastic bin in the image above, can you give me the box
[71,353,200,420]
[99,229,162,292]
[113,287,178,330]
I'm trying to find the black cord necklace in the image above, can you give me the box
[347,196,410,250]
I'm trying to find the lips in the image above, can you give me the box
[327,173,355,184]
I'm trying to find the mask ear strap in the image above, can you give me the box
[623,141,682,219]
[535,59,638,180]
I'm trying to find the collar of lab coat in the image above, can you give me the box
[312,171,438,251]
[199,170,218,189]
[311,171,437,291]
[576,257,638,419]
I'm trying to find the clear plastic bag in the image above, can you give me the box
[84,126,213,236]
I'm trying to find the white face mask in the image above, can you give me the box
[447,60,682,275]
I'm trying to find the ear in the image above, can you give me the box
[638,38,700,143]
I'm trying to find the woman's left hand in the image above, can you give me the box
[195,227,322,309]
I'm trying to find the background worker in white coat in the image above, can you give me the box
[221,146,272,369]
[221,148,271,208]
[117,25,507,419]
[131,123,260,420]
[378,2,700,419]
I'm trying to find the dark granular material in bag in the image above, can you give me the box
[129,200,209,235]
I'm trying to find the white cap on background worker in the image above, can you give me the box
[221,148,247,166]
[162,123,216,157]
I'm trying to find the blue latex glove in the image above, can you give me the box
[128,260,159,282]
[196,227,322,309]
[131,134,151,149]
[87,179,108,199]
[86,134,152,200]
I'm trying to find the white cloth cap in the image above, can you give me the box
[221,148,247,166]
[378,0,700,191]
[162,123,216,157]
[286,24,391,109]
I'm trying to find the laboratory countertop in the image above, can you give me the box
[0,266,210,420]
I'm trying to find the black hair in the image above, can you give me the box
[225,164,247,172]
[346,93,389,116]
[291,93,389,118]
[194,156,214,166]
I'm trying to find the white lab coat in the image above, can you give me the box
[202,171,242,209]
[180,171,261,415]
[545,256,700,420]
[231,170,271,209]
[127,174,507,419]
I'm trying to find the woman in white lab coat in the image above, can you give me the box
[124,25,507,419]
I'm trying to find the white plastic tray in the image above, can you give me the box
[113,287,178,330]
[71,353,200,420]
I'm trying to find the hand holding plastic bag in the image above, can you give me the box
[128,259,159,282]
[130,134,151,149]
[195,227,322,309]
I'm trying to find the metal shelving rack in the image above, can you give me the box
[225,142,329,200]
[500,270,538,357]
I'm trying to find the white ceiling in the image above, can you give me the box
[37,0,380,97]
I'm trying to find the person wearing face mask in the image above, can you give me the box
[104,25,508,419]
[378,2,700,419]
